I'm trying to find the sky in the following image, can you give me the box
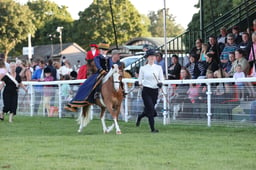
[17,0,199,29]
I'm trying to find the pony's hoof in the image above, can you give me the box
[104,130,109,134]
[116,131,122,135]
[77,129,82,133]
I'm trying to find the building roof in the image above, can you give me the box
[32,42,85,58]
[126,37,174,48]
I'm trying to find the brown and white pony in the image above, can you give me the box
[77,64,124,134]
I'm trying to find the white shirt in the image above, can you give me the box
[59,65,73,76]
[138,64,164,89]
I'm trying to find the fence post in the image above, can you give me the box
[58,83,62,118]
[206,83,212,127]
[124,82,129,122]
[162,85,169,125]
[30,84,34,117]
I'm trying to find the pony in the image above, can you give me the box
[77,64,124,134]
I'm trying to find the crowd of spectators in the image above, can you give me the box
[165,20,256,119]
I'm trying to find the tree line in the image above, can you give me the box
[0,0,184,60]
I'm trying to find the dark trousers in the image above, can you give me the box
[3,90,18,115]
[138,87,158,131]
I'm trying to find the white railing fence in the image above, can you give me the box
[13,77,256,127]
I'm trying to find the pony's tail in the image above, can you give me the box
[77,105,91,128]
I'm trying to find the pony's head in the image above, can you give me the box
[102,64,122,91]
[112,64,121,91]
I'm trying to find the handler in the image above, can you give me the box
[65,42,121,112]
[135,49,164,133]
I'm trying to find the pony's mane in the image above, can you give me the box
[102,64,119,84]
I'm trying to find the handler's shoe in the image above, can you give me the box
[151,129,159,133]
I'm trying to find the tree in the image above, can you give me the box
[73,0,151,49]
[148,9,184,37]
[0,0,36,60]
[27,0,74,45]
[187,0,244,33]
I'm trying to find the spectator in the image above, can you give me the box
[74,60,81,72]
[155,52,165,74]
[248,32,256,62]
[207,35,220,64]
[171,67,191,117]
[252,19,256,32]
[32,58,40,72]
[217,27,228,52]
[239,32,252,60]
[167,54,181,80]
[53,61,61,80]
[185,55,205,79]
[32,59,45,115]
[0,62,27,122]
[229,49,250,77]
[46,59,58,108]
[220,33,238,70]
[233,64,245,101]
[0,59,7,120]
[59,60,73,77]
[232,26,242,44]
[199,43,208,62]
[19,60,32,81]
[246,27,254,36]
[190,38,203,61]
[61,74,73,104]
[86,43,100,61]
[70,71,77,80]
[46,59,57,80]
[226,52,236,74]
[15,59,23,75]
[61,56,66,66]
[41,67,54,116]
[212,68,231,108]
[187,84,200,104]
[205,53,219,76]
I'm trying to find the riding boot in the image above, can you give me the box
[9,113,13,123]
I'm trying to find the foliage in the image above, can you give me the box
[187,0,244,33]
[26,0,74,46]
[0,116,256,169]
[74,0,151,49]
[0,0,36,59]
[148,9,184,37]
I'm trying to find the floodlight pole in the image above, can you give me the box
[49,34,54,56]
[57,26,64,53]
[109,0,118,49]
[28,33,32,64]
[163,0,168,79]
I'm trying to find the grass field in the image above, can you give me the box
[0,116,256,170]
